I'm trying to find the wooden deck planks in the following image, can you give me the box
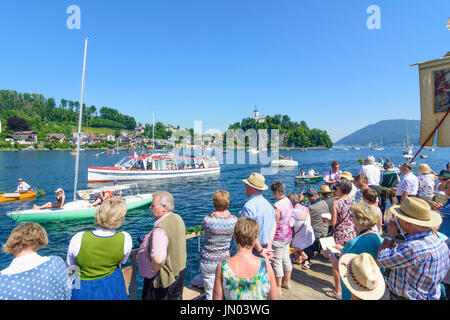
[280,255,336,300]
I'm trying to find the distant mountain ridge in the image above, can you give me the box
[335,120,420,146]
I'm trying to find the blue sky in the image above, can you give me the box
[0,0,449,142]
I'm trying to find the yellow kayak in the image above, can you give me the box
[0,190,37,203]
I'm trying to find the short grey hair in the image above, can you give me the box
[270,181,286,196]
[365,156,375,164]
[154,191,174,212]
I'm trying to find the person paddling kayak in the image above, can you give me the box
[15,178,33,193]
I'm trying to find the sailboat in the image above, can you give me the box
[371,136,384,150]
[6,38,153,223]
[403,120,413,155]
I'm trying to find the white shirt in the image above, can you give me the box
[16,181,31,191]
[66,228,132,267]
[308,169,315,177]
[349,183,357,201]
[1,252,50,275]
[359,164,381,186]
[396,172,419,196]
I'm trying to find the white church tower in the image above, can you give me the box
[253,106,259,120]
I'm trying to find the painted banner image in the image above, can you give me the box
[434,68,450,113]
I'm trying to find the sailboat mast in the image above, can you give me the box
[152,111,155,150]
[73,37,89,201]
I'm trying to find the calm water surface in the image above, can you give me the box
[0,147,449,296]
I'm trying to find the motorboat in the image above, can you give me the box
[88,152,220,182]
[271,156,298,167]
[6,184,152,223]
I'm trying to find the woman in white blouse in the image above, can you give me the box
[1,222,71,300]
[67,197,132,300]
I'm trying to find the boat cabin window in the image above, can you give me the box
[153,159,167,170]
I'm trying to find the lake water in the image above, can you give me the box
[0,147,449,297]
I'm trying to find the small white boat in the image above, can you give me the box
[88,153,220,182]
[271,156,298,167]
[247,148,260,154]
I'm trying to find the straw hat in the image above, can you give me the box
[55,188,64,194]
[388,197,442,228]
[318,185,333,194]
[340,171,354,181]
[339,253,385,300]
[18,178,23,182]
[418,163,432,175]
[242,172,268,191]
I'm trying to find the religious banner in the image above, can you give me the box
[416,54,450,147]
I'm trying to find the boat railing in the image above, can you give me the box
[123,232,204,300]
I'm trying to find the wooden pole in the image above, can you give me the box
[409,108,449,163]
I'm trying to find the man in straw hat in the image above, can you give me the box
[239,172,276,260]
[319,185,335,213]
[339,253,386,300]
[376,197,450,300]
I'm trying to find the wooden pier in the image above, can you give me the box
[123,234,337,300]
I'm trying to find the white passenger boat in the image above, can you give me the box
[88,153,220,182]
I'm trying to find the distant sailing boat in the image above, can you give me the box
[371,136,384,151]
[402,120,413,155]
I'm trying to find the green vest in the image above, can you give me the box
[76,231,125,280]
[147,213,187,289]
[381,171,399,188]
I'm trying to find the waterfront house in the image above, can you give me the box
[134,126,144,134]
[165,124,178,133]
[107,134,116,142]
[46,133,67,143]
[6,131,38,144]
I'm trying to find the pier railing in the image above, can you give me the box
[123,232,204,300]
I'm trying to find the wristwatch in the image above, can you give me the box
[384,236,394,242]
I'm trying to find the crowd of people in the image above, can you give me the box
[1,158,450,301]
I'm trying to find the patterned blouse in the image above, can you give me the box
[221,258,271,300]
[0,256,71,300]
[332,198,356,247]
[273,197,294,242]
[200,214,237,264]
[417,173,435,201]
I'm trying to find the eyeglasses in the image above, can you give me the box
[150,202,158,208]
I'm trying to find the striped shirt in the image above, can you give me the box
[377,231,450,300]
[200,215,237,263]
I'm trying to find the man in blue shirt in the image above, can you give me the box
[239,172,276,261]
